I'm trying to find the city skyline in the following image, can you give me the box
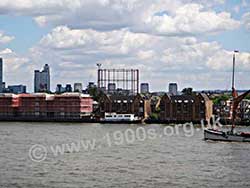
[0,1,250,92]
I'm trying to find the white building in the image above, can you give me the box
[34,64,50,93]
[140,83,149,93]
[169,83,178,96]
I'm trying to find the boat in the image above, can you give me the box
[204,51,250,142]
[204,129,250,142]
[100,113,142,123]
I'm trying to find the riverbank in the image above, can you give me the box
[0,117,249,125]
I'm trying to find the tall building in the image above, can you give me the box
[169,83,178,96]
[34,64,50,93]
[0,58,3,93]
[140,83,149,93]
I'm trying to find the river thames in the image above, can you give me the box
[0,122,250,188]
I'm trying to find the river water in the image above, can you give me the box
[0,122,250,188]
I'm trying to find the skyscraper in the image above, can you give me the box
[169,83,178,96]
[34,64,50,93]
[0,58,3,93]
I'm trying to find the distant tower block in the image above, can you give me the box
[141,83,149,93]
[97,68,139,95]
[169,83,178,96]
[34,64,50,93]
[74,83,83,92]
[108,83,116,93]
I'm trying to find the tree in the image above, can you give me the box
[182,88,193,95]
[88,86,104,101]
[212,94,230,105]
[245,94,250,100]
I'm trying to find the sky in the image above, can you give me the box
[0,0,250,92]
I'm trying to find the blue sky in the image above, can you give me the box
[0,0,250,92]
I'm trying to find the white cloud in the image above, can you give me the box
[142,4,240,36]
[242,0,248,8]
[0,48,31,88]
[0,31,14,44]
[29,26,250,91]
[0,0,240,36]
[207,51,250,71]
[0,0,248,91]
[242,12,250,30]
[37,26,153,55]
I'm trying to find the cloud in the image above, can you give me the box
[242,12,250,30]
[0,0,240,36]
[142,4,240,36]
[0,31,14,44]
[0,48,31,87]
[29,26,250,91]
[0,0,248,91]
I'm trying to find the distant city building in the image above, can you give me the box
[8,85,26,94]
[108,83,116,93]
[74,83,83,92]
[2,82,5,92]
[65,84,72,92]
[169,83,178,96]
[56,84,65,93]
[141,83,149,93]
[0,58,3,93]
[88,82,95,89]
[34,64,50,93]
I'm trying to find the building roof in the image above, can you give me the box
[0,93,18,97]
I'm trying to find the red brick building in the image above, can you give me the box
[0,93,93,120]
[98,93,151,119]
[0,94,19,117]
[159,93,213,122]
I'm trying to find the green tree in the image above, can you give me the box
[182,88,193,95]
[212,94,230,105]
[88,87,104,101]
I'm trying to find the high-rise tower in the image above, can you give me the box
[34,64,50,93]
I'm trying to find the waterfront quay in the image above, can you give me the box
[0,91,213,124]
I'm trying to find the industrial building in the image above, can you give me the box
[97,65,139,95]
